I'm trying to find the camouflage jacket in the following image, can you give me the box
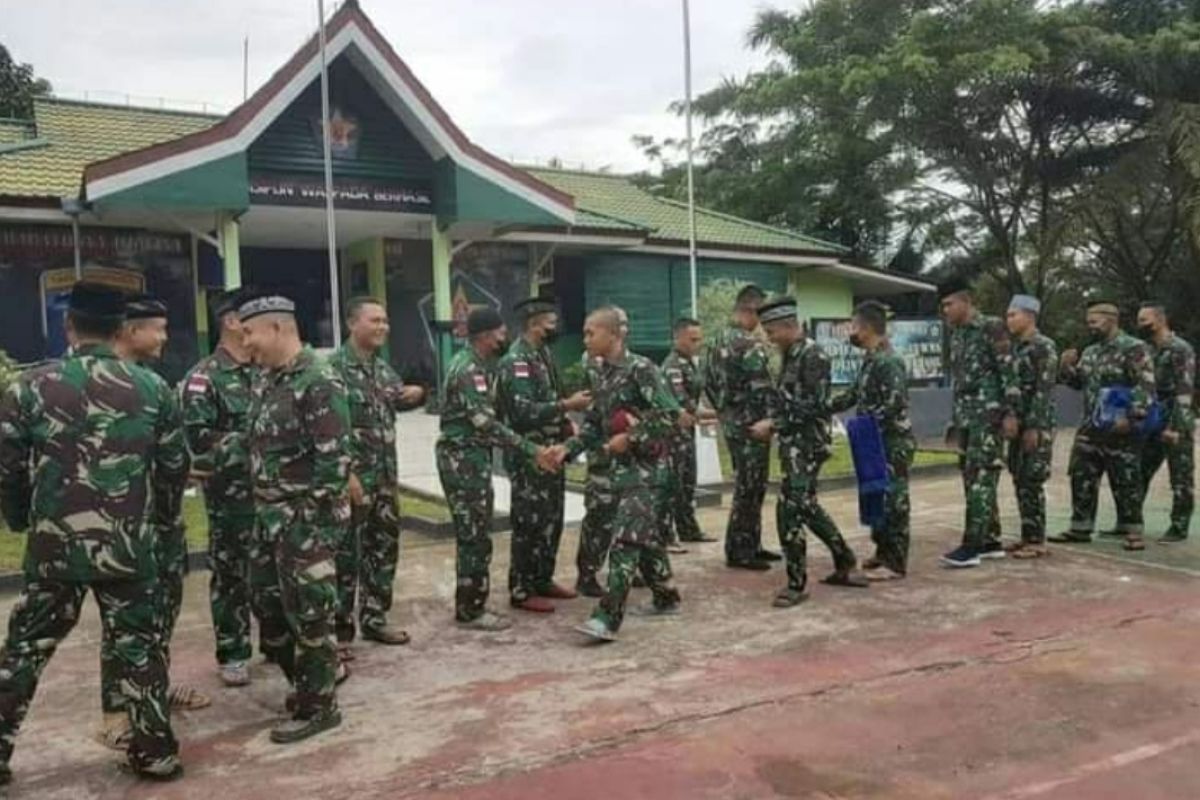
[1151,334,1196,435]
[771,337,833,461]
[181,345,257,502]
[565,350,680,490]
[438,346,535,458]
[707,325,773,436]
[496,336,568,444]
[582,353,612,475]
[830,342,915,459]
[248,347,351,508]
[662,348,702,444]
[1061,332,1156,430]
[329,343,416,490]
[0,344,189,582]
[949,313,1014,428]
[1009,332,1059,432]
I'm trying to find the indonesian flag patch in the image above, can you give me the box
[513,361,530,379]
[472,374,488,393]
[186,373,211,394]
[670,372,684,386]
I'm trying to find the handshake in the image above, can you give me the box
[535,444,569,473]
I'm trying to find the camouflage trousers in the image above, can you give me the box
[102,524,186,714]
[508,460,565,602]
[724,434,769,563]
[0,577,177,771]
[666,434,703,543]
[590,484,679,632]
[1008,436,1053,544]
[871,450,913,575]
[777,452,856,591]
[436,442,495,622]
[335,484,401,642]
[576,469,617,585]
[207,495,256,665]
[250,500,340,718]
[1068,431,1144,536]
[1141,432,1195,536]
[955,425,1004,550]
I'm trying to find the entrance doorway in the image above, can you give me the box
[241,247,336,347]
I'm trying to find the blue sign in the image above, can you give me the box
[813,317,945,385]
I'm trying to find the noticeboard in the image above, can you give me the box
[812,317,945,385]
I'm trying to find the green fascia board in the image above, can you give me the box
[433,160,564,226]
[90,152,249,211]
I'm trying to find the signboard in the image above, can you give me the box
[813,317,945,385]
[249,173,433,213]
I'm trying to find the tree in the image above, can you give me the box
[0,43,51,119]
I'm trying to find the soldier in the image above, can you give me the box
[830,301,916,580]
[496,296,591,613]
[563,307,682,642]
[661,318,718,546]
[240,293,349,743]
[329,297,425,655]
[574,308,627,598]
[939,280,1015,568]
[1136,302,1194,543]
[437,307,556,631]
[707,284,780,571]
[182,289,258,686]
[1003,295,1058,558]
[0,283,187,783]
[1050,300,1156,551]
[750,297,867,606]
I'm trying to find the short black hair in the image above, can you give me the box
[68,310,122,339]
[735,284,766,309]
[1139,301,1167,315]
[346,296,385,321]
[853,301,888,336]
[673,317,701,334]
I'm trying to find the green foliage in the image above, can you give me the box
[0,44,50,119]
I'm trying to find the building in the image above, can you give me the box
[0,0,932,384]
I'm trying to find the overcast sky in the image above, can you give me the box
[2,0,775,172]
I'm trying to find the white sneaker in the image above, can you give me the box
[218,661,251,687]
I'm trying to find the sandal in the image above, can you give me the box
[1011,544,1049,559]
[168,684,212,711]
[820,570,870,589]
[93,713,132,751]
[1048,531,1092,544]
[1123,537,1146,552]
[337,643,356,662]
[864,566,905,581]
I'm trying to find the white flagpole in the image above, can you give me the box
[317,0,342,348]
[682,0,699,318]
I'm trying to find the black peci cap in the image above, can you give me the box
[68,282,126,320]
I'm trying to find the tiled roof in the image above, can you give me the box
[0,98,218,199]
[524,167,847,256]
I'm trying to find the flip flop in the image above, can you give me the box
[1011,545,1049,559]
[820,571,870,589]
[864,566,905,581]
[168,684,212,711]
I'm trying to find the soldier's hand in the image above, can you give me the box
[1060,349,1080,369]
[348,473,366,506]
[699,408,718,422]
[1162,429,1182,446]
[536,445,566,472]
[1002,414,1019,440]
[678,410,697,429]
[1113,417,1132,435]
[562,390,593,413]
[749,419,774,442]
[1021,429,1040,453]
[400,385,426,405]
[606,432,631,455]
[189,469,213,484]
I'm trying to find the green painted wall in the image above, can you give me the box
[93,153,248,210]
[435,162,565,227]
[789,268,854,325]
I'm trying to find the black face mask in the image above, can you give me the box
[1137,324,1156,340]
[848,333,864,349]
[542,327,560,345]
[1087,327,1107,344]
[493,337,510,358]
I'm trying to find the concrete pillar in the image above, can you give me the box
[219,213,242,290]
[431,222,453,387]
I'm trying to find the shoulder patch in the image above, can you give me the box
[472,373,488,393]
[513,361,530,379]
[186,373,211,394]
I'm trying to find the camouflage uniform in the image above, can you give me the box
[1007,332,1059,545]
[496,336,570,602]
[771,338,857,590]
[708,326,774,563]
[1060,333,1156,537]
[437,347,537,622]
[248,347,350,718]
[0,344,187,773]
[576,355,618,586]
[830,342,916,573]
[328,343,418,642]
[948,314,1014,549]
[181,345,257,666]
[661,349,705,542]
[565,351,681,631]
[1140,334,1195,536]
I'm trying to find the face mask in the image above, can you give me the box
[1087,327,1106,344]
[848,333,864,349]
[493,338,510,358]
[542,327,560,344]
[1138,324,1156,340]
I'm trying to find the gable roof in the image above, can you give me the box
[0,99,217,201]
[80,0,574,222]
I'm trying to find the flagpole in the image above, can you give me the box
[682,0,699,318]
[317,0,342,348]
